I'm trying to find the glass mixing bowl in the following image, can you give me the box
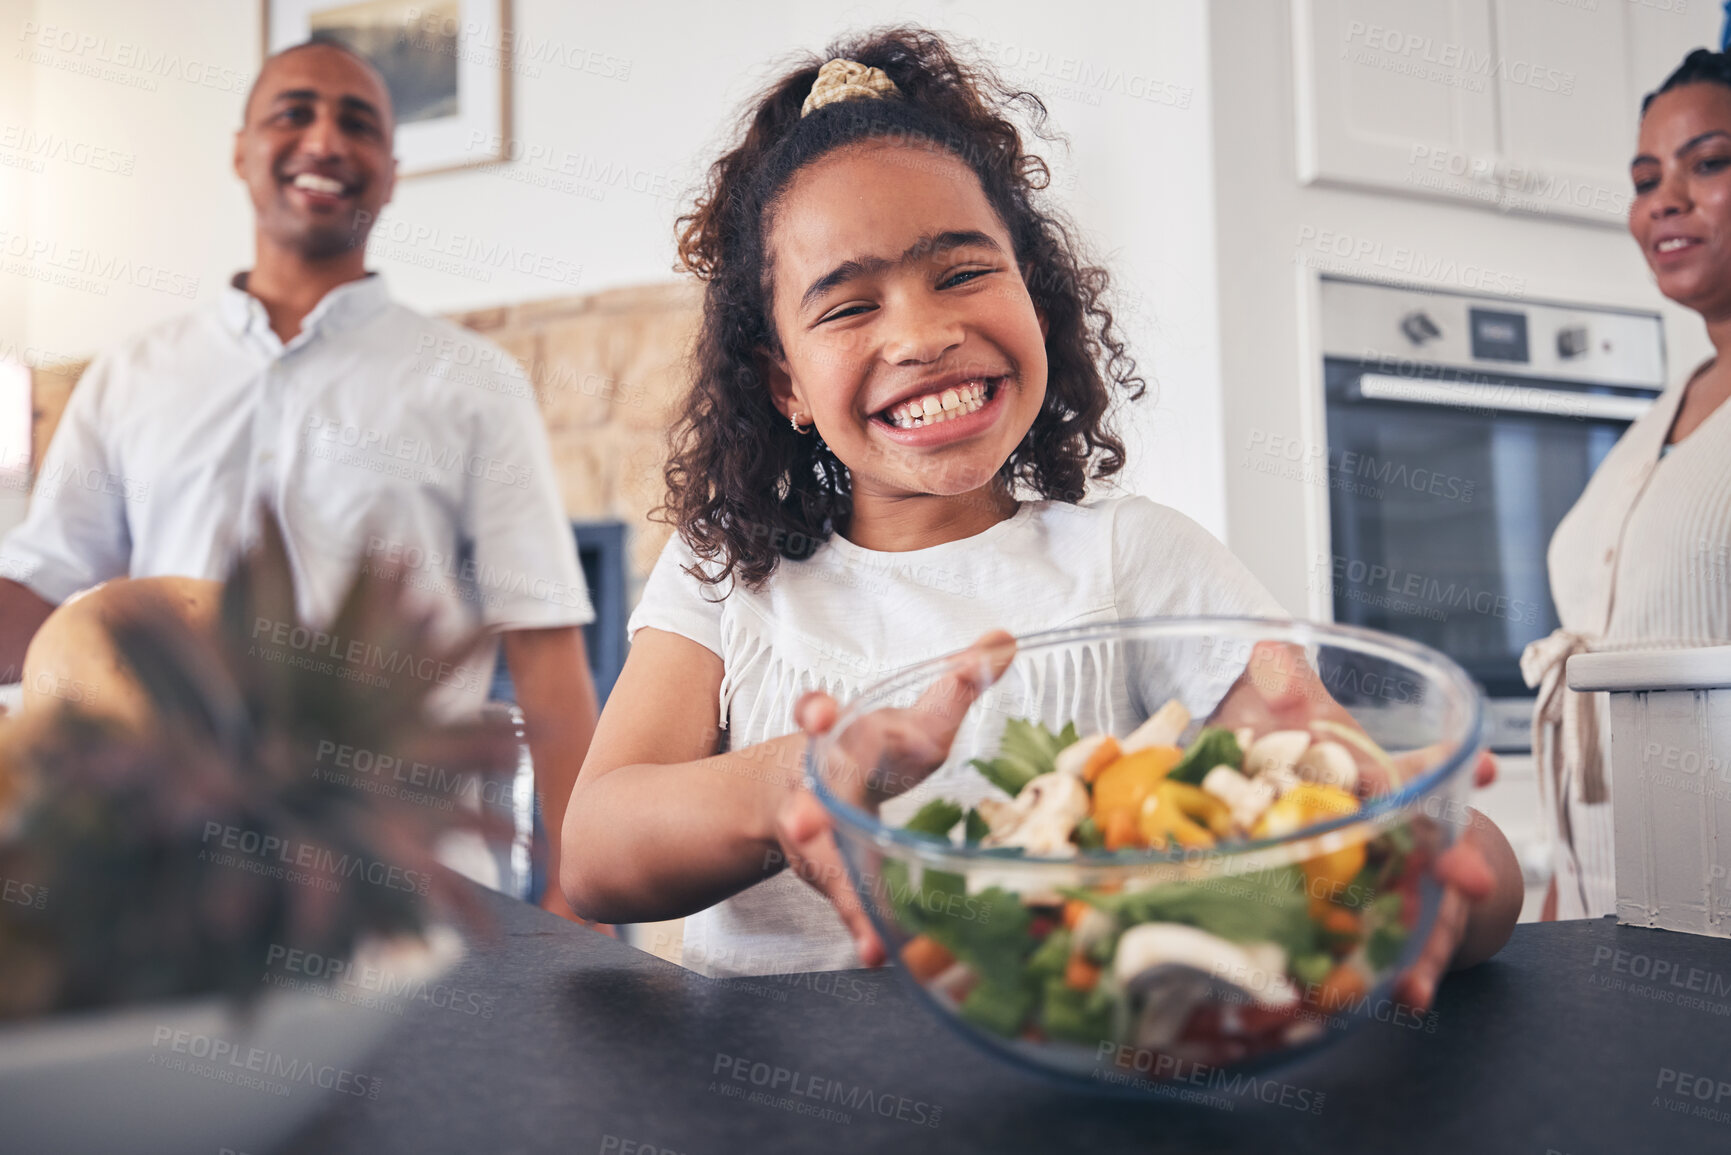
[807,618,1484,1091]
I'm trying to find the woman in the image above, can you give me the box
[1525,48,1731,920]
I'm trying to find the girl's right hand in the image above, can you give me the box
[773,631,1017,966]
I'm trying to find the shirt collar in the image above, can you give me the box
[219,271,391,345]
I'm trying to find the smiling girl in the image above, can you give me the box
[561,29,1519,982]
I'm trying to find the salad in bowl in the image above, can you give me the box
[806,618,1483,1089]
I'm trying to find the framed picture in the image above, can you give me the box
[264,0,509,178]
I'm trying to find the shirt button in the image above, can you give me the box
[260,450,276,464]
[1603,549,1614,565]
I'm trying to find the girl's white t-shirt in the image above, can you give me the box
[627,494,1284,977]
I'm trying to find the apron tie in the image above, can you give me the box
[1521,628,1606,807]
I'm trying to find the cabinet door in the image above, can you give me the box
[1491,0,1637,225]
[1294,0,1502,200]
[1493,0,1718,225]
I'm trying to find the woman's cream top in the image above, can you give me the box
[1527,364,1731,916]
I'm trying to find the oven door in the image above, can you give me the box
[1323,361,1652,749]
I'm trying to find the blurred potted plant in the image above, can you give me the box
[0,512,515,1153]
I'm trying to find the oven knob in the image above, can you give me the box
[1557,325,1589,358]
[1400,311,1442,345]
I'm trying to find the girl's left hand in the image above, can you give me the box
[1391,805,1500,1011]
[1212,641,1518,1012]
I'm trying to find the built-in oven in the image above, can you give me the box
[1318,278,1666,751]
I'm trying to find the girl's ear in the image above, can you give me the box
[759,345,801,419]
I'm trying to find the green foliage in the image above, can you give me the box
[883,859,1032,991]
[1291,952,1334,988]
[1167,727,1243,786]
[967,718,1079,796]
[1073,816,1105,851]
[1365,891,1411,970]
[903,800,964,839]
[0,513,509,1021]
[1026,927,1072,980]
[1073,866,1320,959]
[959,977,1036,1037]
[1039,977,1113,1044]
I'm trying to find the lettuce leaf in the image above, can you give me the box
[1167,726,1242,785]
[881,862,1032,989]
[1071,866,1319,959]
[904,799,964,839]
[968,718,1080,796]
[1039,977,1114,1044]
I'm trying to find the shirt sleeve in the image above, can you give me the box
[1108,495,1287,722]
[461,376,594,632]
[0,357,132,602]
[1110,495,1286,618]
[626,531,727,658]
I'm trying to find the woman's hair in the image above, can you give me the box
[1642,48,1731,115]
[662,26,1144,589]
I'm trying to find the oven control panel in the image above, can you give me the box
[1320,277,1666,389]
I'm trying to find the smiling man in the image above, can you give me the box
[0,40,600,919]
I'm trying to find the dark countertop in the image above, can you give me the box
[286,887,1731,1155]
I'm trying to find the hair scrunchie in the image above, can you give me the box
[801,58,901,117]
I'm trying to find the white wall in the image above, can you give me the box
[1209,0,1719,614]
[6,0,1226,534]
[0,0,32,355]
[1,0,40,532]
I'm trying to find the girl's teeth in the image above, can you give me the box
[886,380,993,428]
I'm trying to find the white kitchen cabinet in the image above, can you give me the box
[1294,0,1719,226]
[1491,0,1635,224]
[1294,0,1502,202]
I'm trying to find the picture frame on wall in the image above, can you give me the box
[263,0,510,178]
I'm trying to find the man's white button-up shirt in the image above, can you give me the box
[0,273,593,718]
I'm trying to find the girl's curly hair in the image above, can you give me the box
[663,26,1145,589]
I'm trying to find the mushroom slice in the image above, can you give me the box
[1244,729,1312,780]
[1113,924,1296,1007]
[981,772,1090,857]
[1054,732,1119,780]
[1309,719,1401,787]
[1113,924,1297,1051]
[1202,764,1277,831]
[974,796,1022,837]
[1296,740,1359,793]
[1122,700,1190,753]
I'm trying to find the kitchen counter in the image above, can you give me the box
[286,886,1731,1154]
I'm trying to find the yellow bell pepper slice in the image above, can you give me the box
[1137,788,1215,850]
[1091,744,1182,819]
[1302,840,1367,897]
[1251,781,1367,896]
[1161,780,1233,839]
[1253,782,1360,840]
